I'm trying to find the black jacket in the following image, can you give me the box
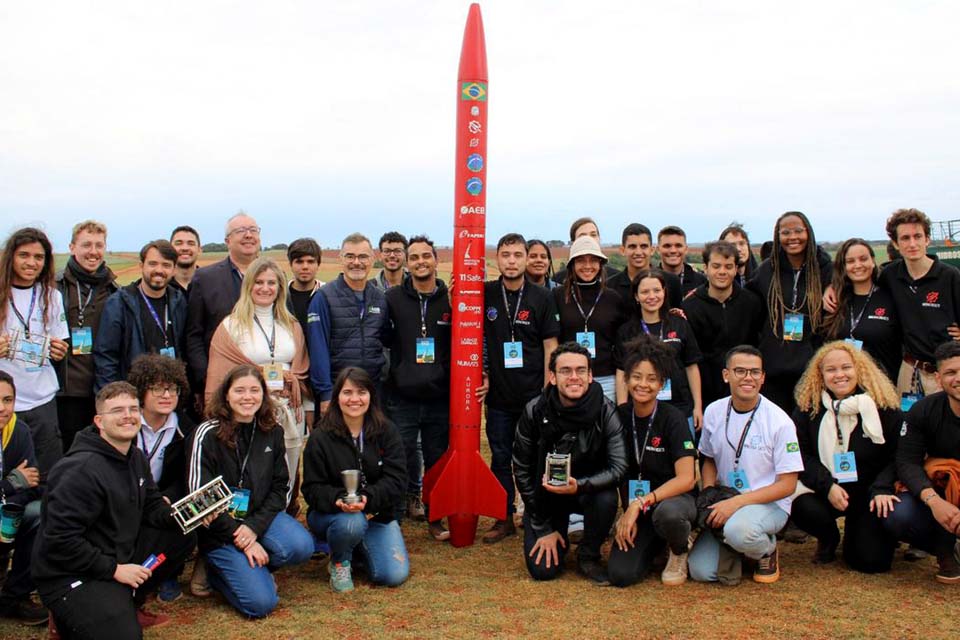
[32,426,175,598]
[384,278,452,400]
[513,384,627,538]
[186,419,289,553]
[1,414,42,505]
[898,392,960,497]
[185,258,243,390]
[301,420,406,524]
[54,265,118,397]
[139,410,196,502]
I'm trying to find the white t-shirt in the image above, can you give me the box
[1,284,70,410]
[699,394,804,514]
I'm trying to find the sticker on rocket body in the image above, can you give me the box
[467,154,484,172]
[466,177,483,195]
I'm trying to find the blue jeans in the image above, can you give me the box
[485,406,520,517]
[386,393,449,516]
[688,503,788,582]
[595,375,616,403]
[1,500,40,600]
[307,511,409,587]
[204,512,313,617]
[883,491,957,558]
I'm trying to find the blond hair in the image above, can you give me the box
[228,257,296,343]
[794,341,900,415]
[70,220,107,244]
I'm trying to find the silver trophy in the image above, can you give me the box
[545,453,571,487]
[171,476,233,534]
[342,469,361,504]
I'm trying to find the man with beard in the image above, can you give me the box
[169,225,202,294]
[608,223,683,311]
[94,240,186,390]
[372,232,408,291]
[657,226,707,297]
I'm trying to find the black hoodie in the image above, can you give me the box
[384,277,452,401]
[32,426,175,598]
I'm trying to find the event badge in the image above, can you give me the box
[159,346,176,359]
[728,470,750,492]
[901,393,920,412]
[262,363,285,391]
[503,341,523,369]
[576,331,596,358]
[783,313,804,342]
[844,338,863,351]
[228,488,250,519]
[629,479,651,501]
[833,452,858,483]
[657,378,673,401]
[70,327,93,355]
[416,337,436,364]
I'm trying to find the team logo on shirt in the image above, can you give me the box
[786,442,799,453]
[900,422,908,436]
[683,440,694,450]
[517,310,530,321]
[441,312,451,323]
[923,291,941,308]
[874,307,886,317]
[651,436,662,448]
[486,307,498,321]
[667,331,678,339]
[868,306,889,322]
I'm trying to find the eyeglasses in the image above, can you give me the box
[147,384,180,396]
[557,366,589,378]
[381,248,404,256]
[104,406,141,417]
[730,367,763,379]
[228,226,261,237]
[342,253,372,263]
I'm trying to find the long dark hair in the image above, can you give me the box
[563,254,607,304]
[525,239,555,284]
[321,367,389,440]
[0,228,57,333]
[205,364,278,448]
[824,238,878,340]
[768,211,824,338]
[630,268,669,322]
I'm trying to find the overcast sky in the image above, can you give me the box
[2,1,958,251]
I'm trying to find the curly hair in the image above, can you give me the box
[767,212,825,338]
[794,341,900,416]
[621,333,674,384]
[205,364,278,448]
[885,208,930,242]
[127,353,190,404]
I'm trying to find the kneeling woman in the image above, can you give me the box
[609,335,698,587]
[188,365,313,617]
[302,367,409,592]
[791,341,901,573]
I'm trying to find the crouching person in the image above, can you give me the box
[688,346,803,584]
[187,365,313,618]
[32,382,194,639]
[609,337,698,587]
[513,342,627,585]
[302,367,409,592]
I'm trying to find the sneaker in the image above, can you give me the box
[329,561,354,593]
[407,493,426,521]
[812,540,838,565]
[157,577,183,603]
[136,607,171,630]
[482,519,516,544]
[0,596,47,625]
[568,514,585,545]
[576,557,610,585]
[905,545,930,561]
[189,557,212,598]
[780,521,808,544]
[661,550,689,586]
[754,546,780,584]
[429,520,450,541]
[935,542,960,585]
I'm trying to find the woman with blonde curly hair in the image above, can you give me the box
[790,341,901,572]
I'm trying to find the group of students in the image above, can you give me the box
[0,206,958,638]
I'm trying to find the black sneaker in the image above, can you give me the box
[0,596,48,626]
[905,545,930,561]
[812,539,837,564]
[576,557,610,586]
[754,546,780,584]
[935,542,960,585]
[780,521,808,544]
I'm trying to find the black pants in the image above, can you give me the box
[762,373,799,416]
[608,493,697,587]
[791,492,896,573]
[56,395,96,452]
[522,488,618,581]
[18,398,63,482]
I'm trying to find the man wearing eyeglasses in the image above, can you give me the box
[371,232,408,291]
[185,212,261,405]
[688,345,803,585]
[307,233,389,417]
[512,341,627,584]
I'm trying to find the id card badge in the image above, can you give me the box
[629,479,651,501]
[503,341,523,369]
[833,452,858,483]
[261,362,285,391]
[845,338,863,351]
[70,327,93,355]
[228,488,251,519]
[416,337,436,364]
[159,346,176,359]
[783,313,804,342]
[727,470,750,492]
[576,331,596,358]
[901,393,920,412]
[657,378,673,401]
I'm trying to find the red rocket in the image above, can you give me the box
[422,2,506,547]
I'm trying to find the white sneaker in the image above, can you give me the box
[661,550,689,586]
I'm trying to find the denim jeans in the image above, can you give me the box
[205,512,313,617]
[0,500,40,600]
[485,406,521,517]
[307,511,409,587]
[608,493,698,587]
[386,393,449,517]
[688,503,788,582]
[595,375,616,403]
[883,491,957,559]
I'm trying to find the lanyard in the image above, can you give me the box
[9,286,38,339]
[573,286,602,332]
[75,282,95,326]
[419,293,430,338]
[791,268,803,308]
[253,314,276,362]
[640,319,664,341]
[724,398,761,471]
[830,399,845,448]
[139,425,169,462]
[630,403,658,481]
[138,287,169,347]
[500,281,525,342]
[235,421,256,489]
[352,427,367,487]
[848,286,876,338]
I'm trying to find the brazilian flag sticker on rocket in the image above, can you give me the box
[461,82,487,101]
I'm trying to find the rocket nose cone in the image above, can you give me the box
[458,3,487,81]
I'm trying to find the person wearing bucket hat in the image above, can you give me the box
[0,370,45,624]
[553,235,627,402]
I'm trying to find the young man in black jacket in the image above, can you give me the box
[32,382,194,638]
[608,223,683,311]
[512,342,627,584]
